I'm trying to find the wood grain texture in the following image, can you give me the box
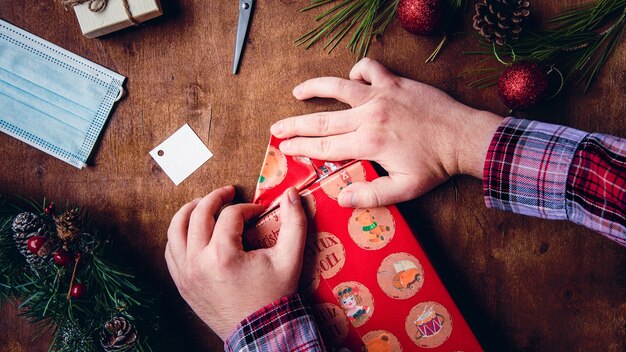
[0,0,624,351]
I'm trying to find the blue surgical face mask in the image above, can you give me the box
[0,19,125,169]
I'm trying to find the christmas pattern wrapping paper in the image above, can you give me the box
[246,136,482,351]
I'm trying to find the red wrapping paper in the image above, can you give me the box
[246,137,482,351]
[253,137,317,209]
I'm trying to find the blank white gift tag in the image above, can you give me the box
[150,124,213,185]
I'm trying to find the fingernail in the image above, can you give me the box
[293,85,302,97]
[271,122,283,135]
[339,191,355,208]
[287,187,299,205]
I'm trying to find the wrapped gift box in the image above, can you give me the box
[246,136,482,351]
[72,0,162,38]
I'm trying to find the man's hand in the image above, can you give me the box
[164,186,307,340]
[271,58,503,208]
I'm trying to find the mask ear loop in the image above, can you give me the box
[115,87,125,102]
[546,65,564,100]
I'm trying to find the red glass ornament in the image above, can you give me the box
[27,236,47,254]
[397,0,443,35]
[71,283,87,299]
[53,249,73,266]
[497,62,549,110]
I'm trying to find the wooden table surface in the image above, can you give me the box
[1,1,624,351]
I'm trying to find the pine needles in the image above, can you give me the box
[0,197,159,352]
[295,0,399,60]
[426,0,468,62]
[464,0,626,92]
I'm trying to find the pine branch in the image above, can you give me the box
[296,0,398,60]
[0,197,161,352]
[0,215,28,301]
[465,0,626,92]
[426,0,469,62]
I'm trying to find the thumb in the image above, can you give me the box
[349,58,395,85]
[211,203,265,253]
[338,176,415,208]
[273,187,307,269]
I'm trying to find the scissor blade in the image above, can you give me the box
[233,0,254,74]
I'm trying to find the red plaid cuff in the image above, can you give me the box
[484,117,625,246]
[225,293,325,352]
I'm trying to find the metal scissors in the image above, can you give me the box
[233,0,255,74]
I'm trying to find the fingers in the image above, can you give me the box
[279,133,366,161]
[293,77,372,107]
[166,198,202,262]
[186,186,236,256]
[164,243,181,287]
[349,58,395,86]
[272,188,307,269]
[270,108,362,139]
[164,243,175,273]
[338,175,416,208]
[210,203,265,254]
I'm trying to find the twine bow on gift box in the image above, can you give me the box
[60,0,139,25]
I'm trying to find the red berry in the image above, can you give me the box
[397,0,444,35]
[44,203,55,215]
[53,249,73,266]
[27,236,47,254]
[70,283,87,299]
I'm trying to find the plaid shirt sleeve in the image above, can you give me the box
[224,293,326,352]
[484,117,625,246]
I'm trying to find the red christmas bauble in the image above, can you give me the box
[27,236,47,254]
[397,0,444,35]
[71,283,87,299]
[497,62,549,110]
[53,249,73,266]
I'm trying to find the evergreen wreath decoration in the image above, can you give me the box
[0,196,160,352]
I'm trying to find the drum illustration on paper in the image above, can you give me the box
[405,301,452,348]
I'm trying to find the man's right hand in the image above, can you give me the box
[271,58,503,208]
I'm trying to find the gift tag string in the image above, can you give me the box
[60,0,139,26]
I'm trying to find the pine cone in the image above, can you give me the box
[12,212,56,269]
[12,212,43,234]
[100,316,138,352]
[55,208,82,242]
[473,0,530,46]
